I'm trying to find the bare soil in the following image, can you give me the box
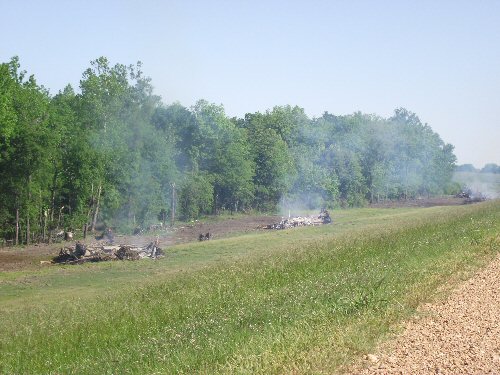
[358,254,500,374]
[0,214,280,272]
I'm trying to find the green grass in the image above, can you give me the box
[0,207,418,307]
[1,202,499,374]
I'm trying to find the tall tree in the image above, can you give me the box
[0,58,53,243]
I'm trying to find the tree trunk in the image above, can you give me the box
[50,166,59,223]
[86,183,94,232]
[404,165,409,200]
[161,209,166,227]
[38,190,43,243]
[58,206,64,229]
[213,191,218,215]
[50,191,55,223]
[42,209,47,242]
[15,207,19,246]
[91,184,101,232]
[170,182,176,227]
[26,175,31,245]
[26,215,30,245]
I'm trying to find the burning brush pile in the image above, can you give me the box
[52,239,164,265]
[265,209,332,230]
[455,187,488,204]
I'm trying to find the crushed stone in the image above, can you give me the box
[359,254,500,374]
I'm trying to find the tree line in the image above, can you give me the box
[0,57,457,243]
[456,164,500,174]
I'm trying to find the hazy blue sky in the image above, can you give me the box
[1,0,499,167]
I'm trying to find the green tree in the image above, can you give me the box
[244,112,295,210]
[0,58,53,243]
[0,59,18,156]
[178,173,214,220]
[481,163,500,174]
[191,100,255,213]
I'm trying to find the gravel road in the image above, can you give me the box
[360,255,500,374]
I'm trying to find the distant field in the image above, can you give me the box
[453,171,500,198]
[1,202,499,374]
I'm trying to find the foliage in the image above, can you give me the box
[0,57,460,240]
[481,163,500,174]
[178,173,214,220]
[456,163,478,173]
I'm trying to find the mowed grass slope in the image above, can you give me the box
[1,201,499,374]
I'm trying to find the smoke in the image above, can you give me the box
[279,194,326,217]
[453,172,500,199]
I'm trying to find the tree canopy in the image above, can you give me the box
[0,57,460,242]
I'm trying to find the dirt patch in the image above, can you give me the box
[357,254,500,374]
[175,215,274,241]
[0,244,62,272]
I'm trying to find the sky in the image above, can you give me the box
[1,0,499,167]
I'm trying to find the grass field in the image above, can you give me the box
[1,201,499,374]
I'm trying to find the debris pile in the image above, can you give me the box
[52,239,164,265]
[456,187,487,203]
[455,185,480,199]
[318,208,332,224]
[455,189,472,199]
[464,193,487,204]
[198,232,211,241]
[264,209,332,230]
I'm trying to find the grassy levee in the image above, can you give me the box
[1,201,499,374]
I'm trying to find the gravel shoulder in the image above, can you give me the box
[358,254,500,374]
